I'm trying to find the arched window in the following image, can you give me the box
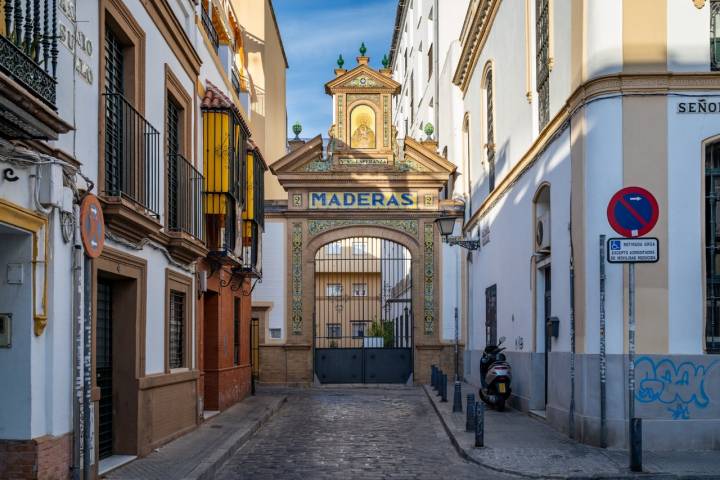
[349,104,376,149]
[705,139,720,353]
[463,114,472,212]
[484,67,495,192]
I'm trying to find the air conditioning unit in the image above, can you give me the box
[535,211,551,252]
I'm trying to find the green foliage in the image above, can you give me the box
[423,122,434,138]
[368,320,394,348]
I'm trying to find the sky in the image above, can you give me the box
[273,0,397,139]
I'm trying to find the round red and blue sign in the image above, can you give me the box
[606,187,659,238]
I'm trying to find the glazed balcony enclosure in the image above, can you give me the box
[241,144,267,276]
[0,0,70,139]
[202,82,248,264]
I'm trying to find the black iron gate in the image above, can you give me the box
[314,237,413,384]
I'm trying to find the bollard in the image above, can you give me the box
[441,374,448,402]
[630,417,642,472]
[475,401,485,447]
[431,365,436,389]
[453,381,462,412]
[437,370,443,396]
[466,394,476,431]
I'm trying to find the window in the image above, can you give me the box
[410,72,415,125]
[705,140,720,353]
[269,328,281,339]
[233,298,241,365]
[169,291,186,369]
[485,284,497,347]
[536,0,550,129]
[463,115,472,212]
[427,44,433,81]
[104,26,125,197]
[352,240,367,256]
[351,321,369,338]
[326,241,341,255]
[327,284,343,297]
[327,323,342,338]
[167,97,181,231]
[352,283,368,297]
[712,1,720,71]
[485,68,496,192]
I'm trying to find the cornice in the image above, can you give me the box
[452,0,502,93]
[464,72,720,231]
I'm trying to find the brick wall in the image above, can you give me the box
[0,433,72,480]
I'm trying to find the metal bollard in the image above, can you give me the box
[474,401,485,447]
[432,365,437,390]
[441,374,448,402]
[453,381,462,412]
[437,370,443,396]
[466,394,476,431]
[630,418,642,472]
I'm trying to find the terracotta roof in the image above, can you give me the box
[201,81,250,134]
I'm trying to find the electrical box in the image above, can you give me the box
[548,316,560,338]
[38,163,63,207]
[0,314,11,347]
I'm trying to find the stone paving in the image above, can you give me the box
[215,386,518,480]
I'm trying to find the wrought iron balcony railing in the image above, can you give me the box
[0,0,58,107]
[201,5,219,53]
[168,153,204,241]
[103,92,160,216]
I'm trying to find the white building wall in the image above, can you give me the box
[667,2,711,72]
[255,220,287,340]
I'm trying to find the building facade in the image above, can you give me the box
[253,51,460,385]
[392,0,720,450]
[0,1,284,478]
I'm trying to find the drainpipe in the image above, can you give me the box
[569,236,576,440]
[83,253,92,479]
[71,204,82,480]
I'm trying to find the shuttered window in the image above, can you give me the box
[705,140,720,353]
[485,68,495,193]
[536,0,550,129]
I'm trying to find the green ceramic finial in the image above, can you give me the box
[292,121,302,139]
[337,54,345,69]
[381,54,389,69]
[424,122,434,139]
[359,42,367,56]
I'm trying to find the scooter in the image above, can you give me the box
[479,336,512,411]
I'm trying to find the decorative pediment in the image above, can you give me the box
[325,65,400,94]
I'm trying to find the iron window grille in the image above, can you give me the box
[485,68,496,193]
[705,140,720,353]
[169,290,185,369]
[712,1,720,71]
[536,0,550,130]
[233,298,240,365]
[242,149,265,274]
[0,0,58,108]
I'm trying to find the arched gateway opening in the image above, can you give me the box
[314,236,413,383]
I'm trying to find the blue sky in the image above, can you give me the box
[273,0,397,139]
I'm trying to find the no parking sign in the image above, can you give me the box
[606,187,659,238]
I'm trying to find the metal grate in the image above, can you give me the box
[97,280,113,460]
[706,140,720,353]
[169,291,185,369]
[485,284,497,347]
[536,0,550,129]
[486,68,495,192]
[233,298,241,366]
[167,98,180,230]
[712,1,720,71]
[104,27,124,196]
[314,237,413,349]
[201,3,219,53]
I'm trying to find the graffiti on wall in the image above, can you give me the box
[635,357,717,419]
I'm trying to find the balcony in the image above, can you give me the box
[201,5,219,53]
[166,153,208,263]
[205,191,240,262]
[0,0,70,139]
[101,92,162,242]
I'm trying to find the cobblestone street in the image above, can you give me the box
[215,387,515,480]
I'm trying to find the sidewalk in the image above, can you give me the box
[424,381,720,479]
[104,393,286,480]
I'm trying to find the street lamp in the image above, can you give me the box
[434,216,481,251]
[434,215,479,412]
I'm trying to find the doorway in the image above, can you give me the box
[313,236,413,384]
[543,266,551,408]
[202,290,219,413]
[96,279,114,460]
